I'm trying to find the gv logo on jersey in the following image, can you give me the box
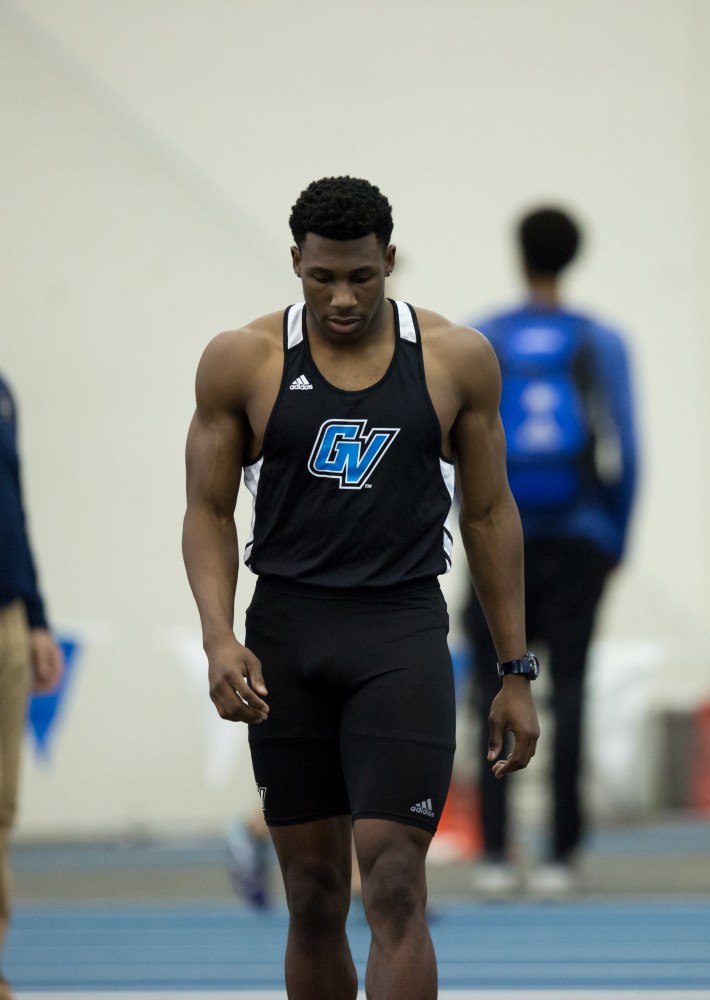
[308,419,400,489]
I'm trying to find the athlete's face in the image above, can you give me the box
[291,233,396,343]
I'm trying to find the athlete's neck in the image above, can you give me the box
[305,300,396,392]
[305,298,394,353]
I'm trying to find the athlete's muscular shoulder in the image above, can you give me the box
[193,311,284,461]
[196,311,283,417]
[414,306,501,428]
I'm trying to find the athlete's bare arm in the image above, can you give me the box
[182,316,281,724]
[421,312,539,776]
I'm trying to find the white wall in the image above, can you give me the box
[1,0,708,836]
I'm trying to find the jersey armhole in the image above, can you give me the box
[254,303,302,462]
[398,300,450,461]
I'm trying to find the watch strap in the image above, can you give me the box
[497,652,540,679]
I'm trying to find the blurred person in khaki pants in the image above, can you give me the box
[0,372,62,1000]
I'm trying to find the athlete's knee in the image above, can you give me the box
[282,855,351,934]
[363,854,426,937]
[359,832,428,933]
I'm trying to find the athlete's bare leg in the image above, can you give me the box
[354,818,436,1000]
[269,816,357,1000]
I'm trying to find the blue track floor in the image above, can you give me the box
[5,897,710,993]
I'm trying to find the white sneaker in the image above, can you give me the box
[472,860,519,899]
[527,862,575,899]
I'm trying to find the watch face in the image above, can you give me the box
[526,654,540,678]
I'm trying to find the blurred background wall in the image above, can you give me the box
[1,0,709,837]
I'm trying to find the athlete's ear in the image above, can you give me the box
[384,244,396,277]
[291,245,302,279]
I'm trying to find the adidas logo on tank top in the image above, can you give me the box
[290,374,313,390]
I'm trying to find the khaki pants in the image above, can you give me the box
[0,601,31,953]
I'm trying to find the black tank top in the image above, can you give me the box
[244,299,454,587]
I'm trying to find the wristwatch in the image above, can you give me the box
[497,652,540,680]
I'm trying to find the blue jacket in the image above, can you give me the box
[471,302,638,562]
[0,374,48,628]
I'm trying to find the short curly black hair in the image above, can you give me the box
[518,207,582,277]
[289,176,393,249]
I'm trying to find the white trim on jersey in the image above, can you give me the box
[243,458,263,567]
[286,303,305,349]
[440,457,455,570]
[288,300,414,346]
[395,300,417,343]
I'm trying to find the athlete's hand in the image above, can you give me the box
[206,635,269,724]
[487,675,539,778]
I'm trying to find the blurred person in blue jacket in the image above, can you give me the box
[464,207,638,898]
[0,372,63,1000]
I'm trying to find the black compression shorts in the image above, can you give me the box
[246,576,456,834]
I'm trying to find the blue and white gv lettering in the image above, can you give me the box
[308,419,400,490]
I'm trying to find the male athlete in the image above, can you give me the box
[182,176,539,1000]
